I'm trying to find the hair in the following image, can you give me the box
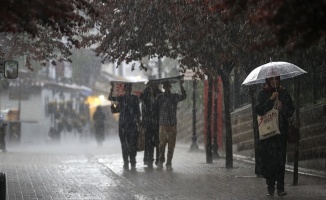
[162,81,171,87]
[265,76,280,85]
[264,76,281,90]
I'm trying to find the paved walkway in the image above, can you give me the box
[0,136,325,200]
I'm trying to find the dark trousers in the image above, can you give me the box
[143,124,159,164]
[94,123,105,144]
[265,152,286,192]
[266,177,285,192]
[144,141,155,164]
[261,136,287,192]
[119,123,138,165]
[144,142,162,164]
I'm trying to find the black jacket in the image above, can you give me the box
[254,85,294,179]
[255,86,294,137]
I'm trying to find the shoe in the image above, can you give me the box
[266,191,274,197]
[277,190,287,196]
[131,163,136,168]
[166,165,173,171]
[123,162,129,170]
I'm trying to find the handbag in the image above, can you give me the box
[287,118,300,143]
[110,102,120,113]
[257,101,281,140]
[137,123,145,151]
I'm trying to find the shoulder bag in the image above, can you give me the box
[257,100,281,140]
[137,122,145,151]
[287,118,300,143]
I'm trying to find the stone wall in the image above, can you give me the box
[176,106,204,144]
[231,103,326,170]
[287,104,326,163]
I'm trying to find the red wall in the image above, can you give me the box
[203,76,223,149]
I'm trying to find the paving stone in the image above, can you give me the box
[0,137,325,200]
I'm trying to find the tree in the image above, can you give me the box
[83,0,274,168]
[0,0,94,37]
[0,0,97,69]
[207,0,326,49]
[80,1,326,169]
[2,1,324,169]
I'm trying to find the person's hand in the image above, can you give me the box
[277,101,283,109]
[270,92,279,100]
[110,82,114,91]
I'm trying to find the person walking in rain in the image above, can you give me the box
[155,79,186,171]
[93,105,106,146]
[139,82,162,168]
[255,75,294,197]
[108,83,141,170]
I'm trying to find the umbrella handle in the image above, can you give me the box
[274,77,277,93]
[274,97,279,109]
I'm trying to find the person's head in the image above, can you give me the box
[124,83,132,94]
[162,81,172,92]
[265,76,280,88]
[148,82,158,90]
[96,105,102,111]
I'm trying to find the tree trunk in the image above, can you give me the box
[206,76,213,163]
[190,80,199,151]
[213,76,219,158]
[221,72,233,168]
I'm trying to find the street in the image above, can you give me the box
[0,134,325,200]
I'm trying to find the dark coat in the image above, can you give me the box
[93,106,106,136]
[255,85,294,179]
[113,94,140,126]
[140,86,162,145]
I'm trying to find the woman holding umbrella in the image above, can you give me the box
[255,75,294,197]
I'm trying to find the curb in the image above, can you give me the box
[177,143,326,179]
[233,153,326,179]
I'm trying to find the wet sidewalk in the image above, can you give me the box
[0,138,325,200]
[98,143,326,200]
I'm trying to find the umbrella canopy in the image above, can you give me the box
[147,75,184,84]
[242,61,307,85]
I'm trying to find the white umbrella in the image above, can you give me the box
[242,61,307,85]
